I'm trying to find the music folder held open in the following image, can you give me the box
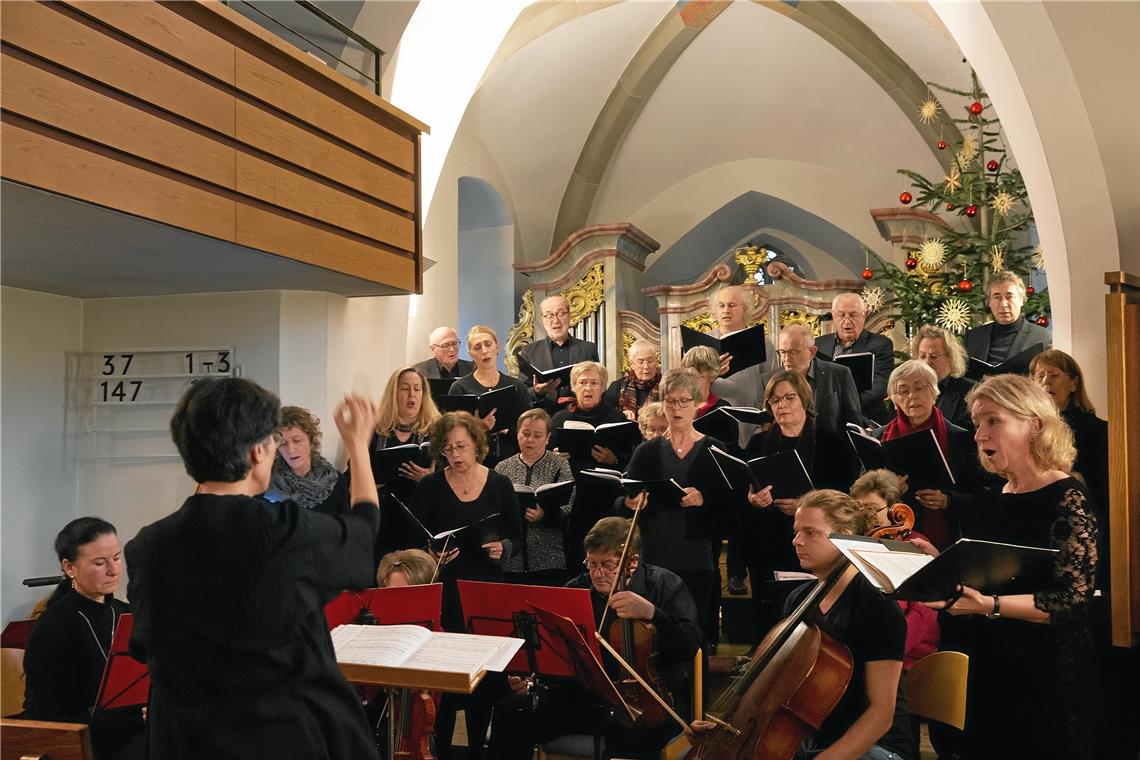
[95,613,150,712]
[830,534,1058,602]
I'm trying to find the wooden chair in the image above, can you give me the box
[540,648,702,760]
[905,650,969,730]
[1,648,26,718]
[0,718,93,760]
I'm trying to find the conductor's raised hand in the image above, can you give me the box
[334,394,379,451]
[624,491,648,512]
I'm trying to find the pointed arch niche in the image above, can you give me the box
[457,176,515,354]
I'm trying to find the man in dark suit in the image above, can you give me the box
[815,292,894,424]
[413,326,475,379]
[964,271,1051,364]
[761,324,865,434]
[515,294,598,413]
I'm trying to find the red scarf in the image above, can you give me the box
[617,369,661,415]
[696,393,722,419]
[882,406,951,547]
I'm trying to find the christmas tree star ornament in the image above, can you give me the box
[918,239,947,270]
[862,286,886,313]
[1032,246,1046,270]
[919,97,941,125]
[957,135,979,164]
[937,298,973,333]
[944,167,962,193]
[990,191,1015,216]
[990,245,1005,273]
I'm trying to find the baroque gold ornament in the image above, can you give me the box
[504,289,535,376]
[918,239,947,270]
[561,263,605,327]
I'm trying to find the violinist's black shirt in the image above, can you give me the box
[784,574,913,758]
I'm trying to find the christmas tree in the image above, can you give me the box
[868,71,1050,336]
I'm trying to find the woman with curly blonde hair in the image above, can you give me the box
[922,373,1099,758]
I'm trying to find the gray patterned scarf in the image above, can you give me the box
[270,455,340,509]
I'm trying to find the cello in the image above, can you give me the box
[688,503,916,759]
[595,507,675,728]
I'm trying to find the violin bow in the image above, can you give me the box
[596,506,642,635]
[429,534,452,584]
[595,632,689,733]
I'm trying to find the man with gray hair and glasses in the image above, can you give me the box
[816,292,895,423]
[414,326,475,379]
[761,323,865,434]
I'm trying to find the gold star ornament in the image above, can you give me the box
[990,245,1005,273]
[944,167,962,194]
[990,191,1015,216]
[919,97,941,125]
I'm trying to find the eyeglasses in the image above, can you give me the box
[575,379,601,388]
[893,383,933,398]
[833,311,864,320]
[1033,370,1068,382]
[663,397,694,408]
[583,558,620,573]
[441,442,472,455]
[988,293,1020,303]
[775,349,805,358]
[767,392,800,407]
[432,340,460,350]
[541,310,570,320]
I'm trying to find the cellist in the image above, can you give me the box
[691,490,914,760]
[488,517,702,760]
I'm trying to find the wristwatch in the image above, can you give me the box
[986,595,1002,619]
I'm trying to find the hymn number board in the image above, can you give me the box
[91,348,235,405]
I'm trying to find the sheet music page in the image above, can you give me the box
[849,548,932,591]
[403,632,524,675]
[331,624,432,667]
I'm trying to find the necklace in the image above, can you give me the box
[77,605,117,662]
[451,469,474,495]
[669,432,691,455]
[395,422,414,433]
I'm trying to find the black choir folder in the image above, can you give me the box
[553,420,641,459]
[369,442,431,485]
[513,480,574,512]
[579,468,687,508]
[427,378,457,400]
[966,342,1044,381]
[515,355,576,387]
[394,497,505,551]
[680,324,766,376]
[831,534,1058,602]
[709,445,814,501]
[693,406,772,442]
[438,385,518,417]
[846,425,955,490]
[831,352,875,392]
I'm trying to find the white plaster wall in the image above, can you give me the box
[458,223,515,366]
[1,287,84,622]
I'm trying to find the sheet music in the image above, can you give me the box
[404,632,524,675]
[849,548,932,591]
[332,624,433,667]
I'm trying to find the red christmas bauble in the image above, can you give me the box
[905,257,919,270]
[1026,286,1035,296]
[862,267,874,280]
[937,139,947,150]
[899,191,913,205]
[965,204,979,217]
[946,202,956,211]
[969,101,984,115]
[958,279,974,293]
[1036,316,1050,327]
[987,159,1000,172]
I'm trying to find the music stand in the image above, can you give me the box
[1,619,36,649]
[94,614,149,713]
[325,585,443,631]
[457,580,600,677]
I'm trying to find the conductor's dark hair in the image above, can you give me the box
[55,516,117,563]
[170,377,281,483]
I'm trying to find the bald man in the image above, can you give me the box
[414,326,475,379]
[760,324,865,434]
[815,293,895,424]
[515,294,599,413]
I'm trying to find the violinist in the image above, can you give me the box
[488,517,701,760]
[693,489,913,760]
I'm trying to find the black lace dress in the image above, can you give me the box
[959,477,1100,759]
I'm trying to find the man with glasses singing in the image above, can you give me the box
[816,292,896,423]
[488,516,701,760]
[414,326,475,379]
[760,324,865,434]
[964,270,1051,364]
[516,294,599,412]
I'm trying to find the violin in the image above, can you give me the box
[390,688,436,760]
[688,562,855,760]
[597,508,674,728]
[866,503,915,541]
